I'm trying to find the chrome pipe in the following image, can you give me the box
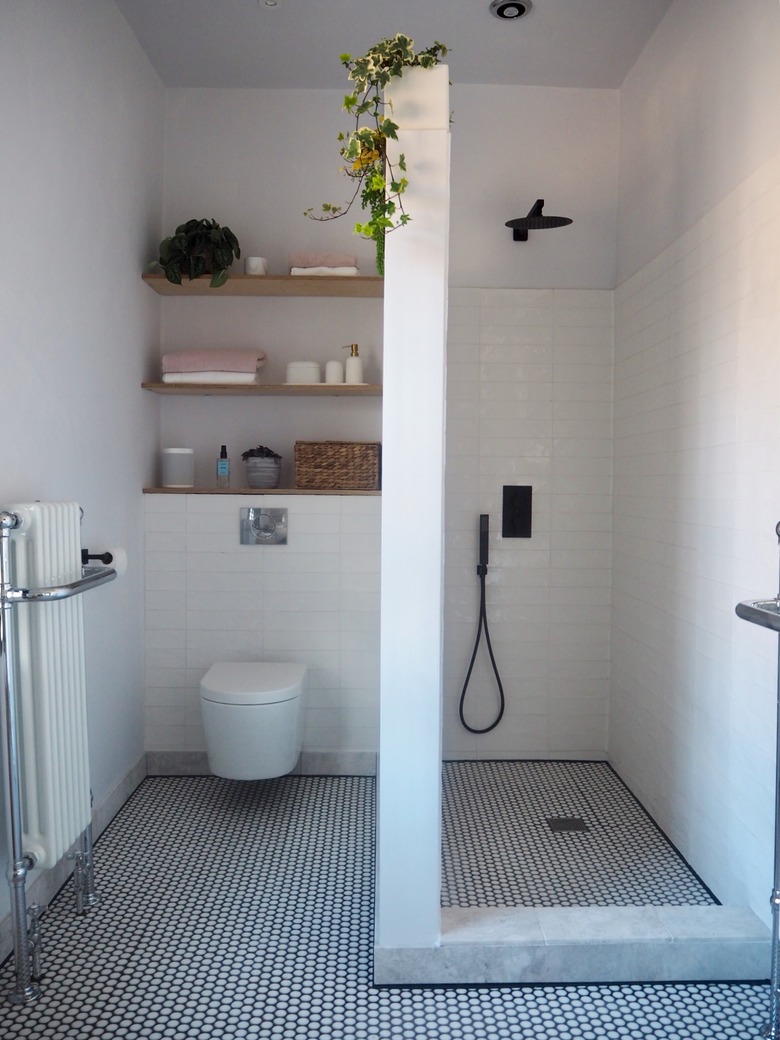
[0,511,40,1005]
[81,823,99,911]
[4,563,116,604]
[27,904,43,983]
[70,851,86,916]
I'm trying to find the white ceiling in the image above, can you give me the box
[113,0,674,90]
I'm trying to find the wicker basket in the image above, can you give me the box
[294,441,381,491]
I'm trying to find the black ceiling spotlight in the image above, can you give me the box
[490,0,532,19]
[505,199,573,241]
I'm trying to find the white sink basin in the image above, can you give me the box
[736,598,780,633]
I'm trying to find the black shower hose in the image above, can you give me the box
[458,561,506,734]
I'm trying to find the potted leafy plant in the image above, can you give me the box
[157,218,241,288]
[241,444,282,489]
[305,34,448,275]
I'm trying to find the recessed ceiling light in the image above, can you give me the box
[490,0,532,19]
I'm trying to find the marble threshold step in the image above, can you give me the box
[374,905,770,985]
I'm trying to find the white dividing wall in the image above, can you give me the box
[0,0,164,920]
[377,66,450,952]
[611,0,780,920]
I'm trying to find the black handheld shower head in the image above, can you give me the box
[506,199,572,241]
[479,514,489,574]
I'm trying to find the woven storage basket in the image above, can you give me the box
[294,441,381,490]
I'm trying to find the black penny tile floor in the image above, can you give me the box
[441,760,717,907]
[0,772,767,1039]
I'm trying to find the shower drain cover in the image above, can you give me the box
[546,817,589,833]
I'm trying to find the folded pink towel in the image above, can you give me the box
[161,349,266,374]
[288,251,357,269]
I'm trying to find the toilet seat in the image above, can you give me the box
[200,662,307,706]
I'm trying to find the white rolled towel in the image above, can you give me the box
[162,372,259,384]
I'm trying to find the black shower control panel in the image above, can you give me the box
[502,485,532,538]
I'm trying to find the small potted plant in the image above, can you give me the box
[157,218,241,288]
[242,444,282,489]
[305,34,448,274]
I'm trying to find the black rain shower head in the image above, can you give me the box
[506,199,572,241]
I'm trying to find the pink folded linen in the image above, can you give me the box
[288,251,357,269]
[161,349,266,375]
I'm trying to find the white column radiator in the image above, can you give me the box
[8,501,91,869]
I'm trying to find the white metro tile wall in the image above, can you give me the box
[444,288,614,759]
[610,150,780,916]
[145,290,614,764]
[144,493,380,756]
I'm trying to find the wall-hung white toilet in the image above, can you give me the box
[200,662,308,780]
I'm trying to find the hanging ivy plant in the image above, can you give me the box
[305,34,448,275]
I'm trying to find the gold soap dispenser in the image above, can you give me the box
[344,343,364,385]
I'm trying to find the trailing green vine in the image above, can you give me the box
[305,34,448,275]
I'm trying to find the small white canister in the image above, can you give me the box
[161,448,195,488]
[244,257,268,275]
[285,361,321,384]
[324,360,344,384]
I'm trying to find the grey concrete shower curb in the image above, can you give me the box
[374,905,770,984]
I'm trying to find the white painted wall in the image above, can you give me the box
[155,296,383,489]
[0,1,163,917]
[617,0,780,283]
[611,0,780,922]
[449,85,619,289]
[155,83,618,480]
[152,82,621,774]
[161,82,619,293]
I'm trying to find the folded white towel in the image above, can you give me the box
[289,251,357,268]
[290,266,359,277]
[162,371,259,384]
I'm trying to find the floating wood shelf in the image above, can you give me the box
[141,382,382,397]
[142,273,383,298]
[143,487,381,496]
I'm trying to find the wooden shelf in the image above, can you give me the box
[143,487,381,496]
[142,381,382,396]
[142,273,383,298]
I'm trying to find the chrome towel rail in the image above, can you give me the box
[0,509,117,1006]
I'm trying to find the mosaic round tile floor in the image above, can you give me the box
[0,772,767,1039]
[441,760,717,907]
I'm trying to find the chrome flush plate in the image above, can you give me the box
[240,507,288,545]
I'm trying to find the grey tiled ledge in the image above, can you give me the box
[374,905,770,985]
